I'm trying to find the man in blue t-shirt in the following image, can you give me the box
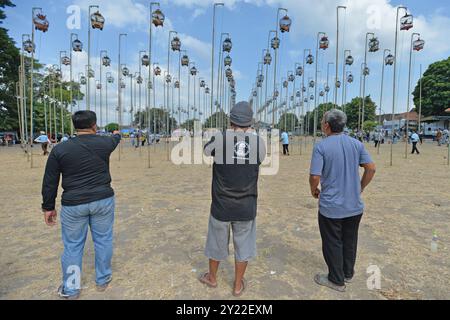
[280,130,289,155]
[309,109,376,292]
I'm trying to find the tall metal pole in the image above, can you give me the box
[342,50,351,110]
[59,52,65,136]
[87,5,99,111]
[70,34,77,135]
[390,6,407,166]
[314,32,325,143]
[378,49,390,154]
[405,33,420,159]
[118,33,127,161]
[335,6,347,106]
[361,32,374,131]
[211,3,224,129]
[272,8,288,128]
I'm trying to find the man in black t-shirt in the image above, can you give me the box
[199,101,266,297]
[41,110,121,299]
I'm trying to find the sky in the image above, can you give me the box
[4,0,450,126]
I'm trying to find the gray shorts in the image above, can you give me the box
[204,215,257,262]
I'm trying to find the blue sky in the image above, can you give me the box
[4,0,450,125]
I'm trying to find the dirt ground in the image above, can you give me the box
[0,137,449,300]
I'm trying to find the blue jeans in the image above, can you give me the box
[60,196,115,297]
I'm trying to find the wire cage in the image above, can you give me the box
[279,15,292,33]
[368,37,380,52]
[190,66,198,76]
[122,66,129,77]
[225,68,233,78]
[165,74,172,83]
[319,35,329,50]
[102,55,111,67]
[306,54,314,65]
[61,55,71,66]
[223,38,232,53]
[385,54,395,66]
[296,66,303,76]
[288,74,295,82]
[137,75,143,84]
[141,55,150,67]
[72,39,83,52]
[90,11,105,30]
[33,10,49,32]
[264,52,272,65]
[224,55,232,67]
[400,13,413,31]
[363,66,370,76]
[23,39,35,54]
[345,55,354,66]
[309,80,315,88]
[154,66,161,76]
[413,38,425,51]
[107,76,114,84]
[152,8,165,27]
[325,85,330,92]
[347,73,354,83]
[271,37,280,50]
[80,76,87,85]
[88,68,95,78]
[171,36,181,51]
[335,80,341,88]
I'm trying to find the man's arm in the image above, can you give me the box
[360,162,376,193]
[111,130,122,150]
[41,150,61,226]
[309,175,321,199]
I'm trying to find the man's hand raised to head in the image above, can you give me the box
[44,210,57,226]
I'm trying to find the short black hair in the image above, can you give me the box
[72,110,97,130]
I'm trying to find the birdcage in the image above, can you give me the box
[288,74,295,82]
[271,37,280,50]
[96,82,102,90]
[335,80,341,88]
[304,98,308,103]
[363,66,370,76]
[102,55,111,67]
[309,80,315,88]
[253,90,257,97]
[174,80,180,88]
[205,87,210,94]
[368,37,380,52]
[154,66,161,76]
[225,68,233,78]
[141,55,150,67]
[166,74,172,83]
[400,13,413,31]
[263,52,272,65]
[296,66,303,76]
[258,74,264,83]
[137,76,143,84]
[302,86,307,92]
[190,66,197,76]
[33,10,49,32]
[72,39,83,52]
[61,55,71,66]
[90,11,105,30]
[319,35,329,50]
[296,91,301,98]
[122,66,129,77]
[306,54,314,65]
[413,38,425,51]
[345,55,354,66]
[224,55,232,67]
[200,80,206,88]
[279,15,292,33]
[23,39,34,54]
[107,76,114,84]
[319,91,325,97]
[223,38,232,52]
[171,36,181,51]
[88,68,95,78]
[152,8,165,27]
[80,76,87,85]
[385,54,395,66]
[347,73,354,83]
[310,95,314,100]
[274,90,279,98]
[181,54,189,67]
[325,85,330,92]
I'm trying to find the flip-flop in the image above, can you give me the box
[232,278,246,297]
[199,272,217,288]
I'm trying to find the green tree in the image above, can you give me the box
[204,111,229,130]
[133,107,177,133]
[0,0,20,131]
[412,56,450,117]
[104,123,119,132]
[277,112,298,132]
[343,96,377,129]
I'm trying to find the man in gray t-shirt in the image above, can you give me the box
[309,109,376,292]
